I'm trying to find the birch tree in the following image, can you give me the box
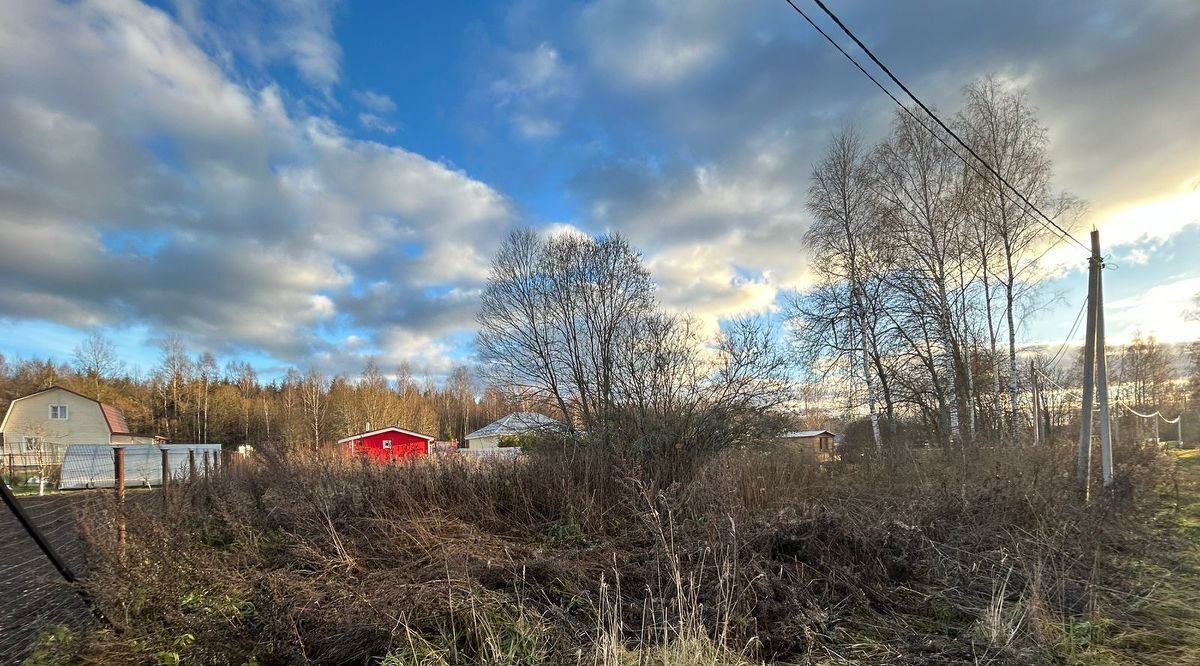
[958,76,1079,443]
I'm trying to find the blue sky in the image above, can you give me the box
[0,0,1198,380]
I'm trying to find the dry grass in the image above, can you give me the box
[33,438,1188,665]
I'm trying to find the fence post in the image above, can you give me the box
[160,446,171,510]
[202,450,211,477]
[113,446,126,552]
[188,449,197,480]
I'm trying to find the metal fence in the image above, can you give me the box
[0,443,227,662]
[0,484,97,663]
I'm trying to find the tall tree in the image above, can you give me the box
[798,127,890,449]
[477,228,655,435]
[72,331,123,400]
[958,76,1079,443]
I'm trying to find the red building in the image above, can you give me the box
[337,426,434,462]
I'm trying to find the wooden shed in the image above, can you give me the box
[778,430,839,462]
[338,426,433,462]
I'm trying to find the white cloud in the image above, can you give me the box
[512,114,560,138]
[1096,189,1200,250]
[171,0,342,92]
[358,112,397,134]
[577,0,736,88]
[1105,276,1200,343]
[0,0,512,371]
[491,42,574,138]
[353,90,396,113]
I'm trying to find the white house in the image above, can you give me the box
[464,412,564,450]
[0,386,159,464]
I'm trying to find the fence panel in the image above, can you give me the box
[0,489,97,662]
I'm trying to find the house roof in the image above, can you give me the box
[100,403,130,434]
[0,385,133,434]
[336,426,435,444]
[779,430,837,439]
[466,412,563,440]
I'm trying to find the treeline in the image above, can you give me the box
[0,334,518,447]
[1105,332,1199,438]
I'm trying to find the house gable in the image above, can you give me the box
[0,387,118,454]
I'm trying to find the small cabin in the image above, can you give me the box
[338,426,433,462]
[777,430,839,462]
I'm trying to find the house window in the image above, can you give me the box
[22,436,42,453]
[382,440,393,449]
[49,404,68,420]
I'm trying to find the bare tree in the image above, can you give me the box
[72,331,123,400]
[872,108,976,446]
[958,76,1080,443]
[477,228,655,435]
[478,228,790,467]
[795,126,889,449]
[195,352,218,443]
[300,367,327,449]
[156,335,192,441]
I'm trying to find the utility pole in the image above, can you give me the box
[1077,229,1115,495]
[1077,234,1101,494]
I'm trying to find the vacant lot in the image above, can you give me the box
[17,441,1200,665]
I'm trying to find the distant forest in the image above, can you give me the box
[0,333,518,447]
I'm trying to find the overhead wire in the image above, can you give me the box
[1114,401,1181,424]
[783,0,1092,255]
[1048,298,1088,369]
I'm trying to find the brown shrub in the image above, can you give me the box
[68,438,1173,664]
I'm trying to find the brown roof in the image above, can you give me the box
[100,403,130,434]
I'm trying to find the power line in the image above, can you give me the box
[806,0,1089,253]
[1036,367,1087,406]
[1048,299,1087,368]
[1115,401,1181,424]
[784,0,1091,255]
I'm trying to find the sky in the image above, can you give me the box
[0,0,1198,381]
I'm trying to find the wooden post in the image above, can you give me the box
[160,446,170,510]
[188,448,197,480]
[1113,402,1121,447]
[113,446,126,551]
[1031,360,1041,446]
[202,449,211,477]
[1077,232,1101,495]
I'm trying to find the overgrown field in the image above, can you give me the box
[27,440,1200,665]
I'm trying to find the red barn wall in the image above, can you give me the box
[344,430,429,461]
